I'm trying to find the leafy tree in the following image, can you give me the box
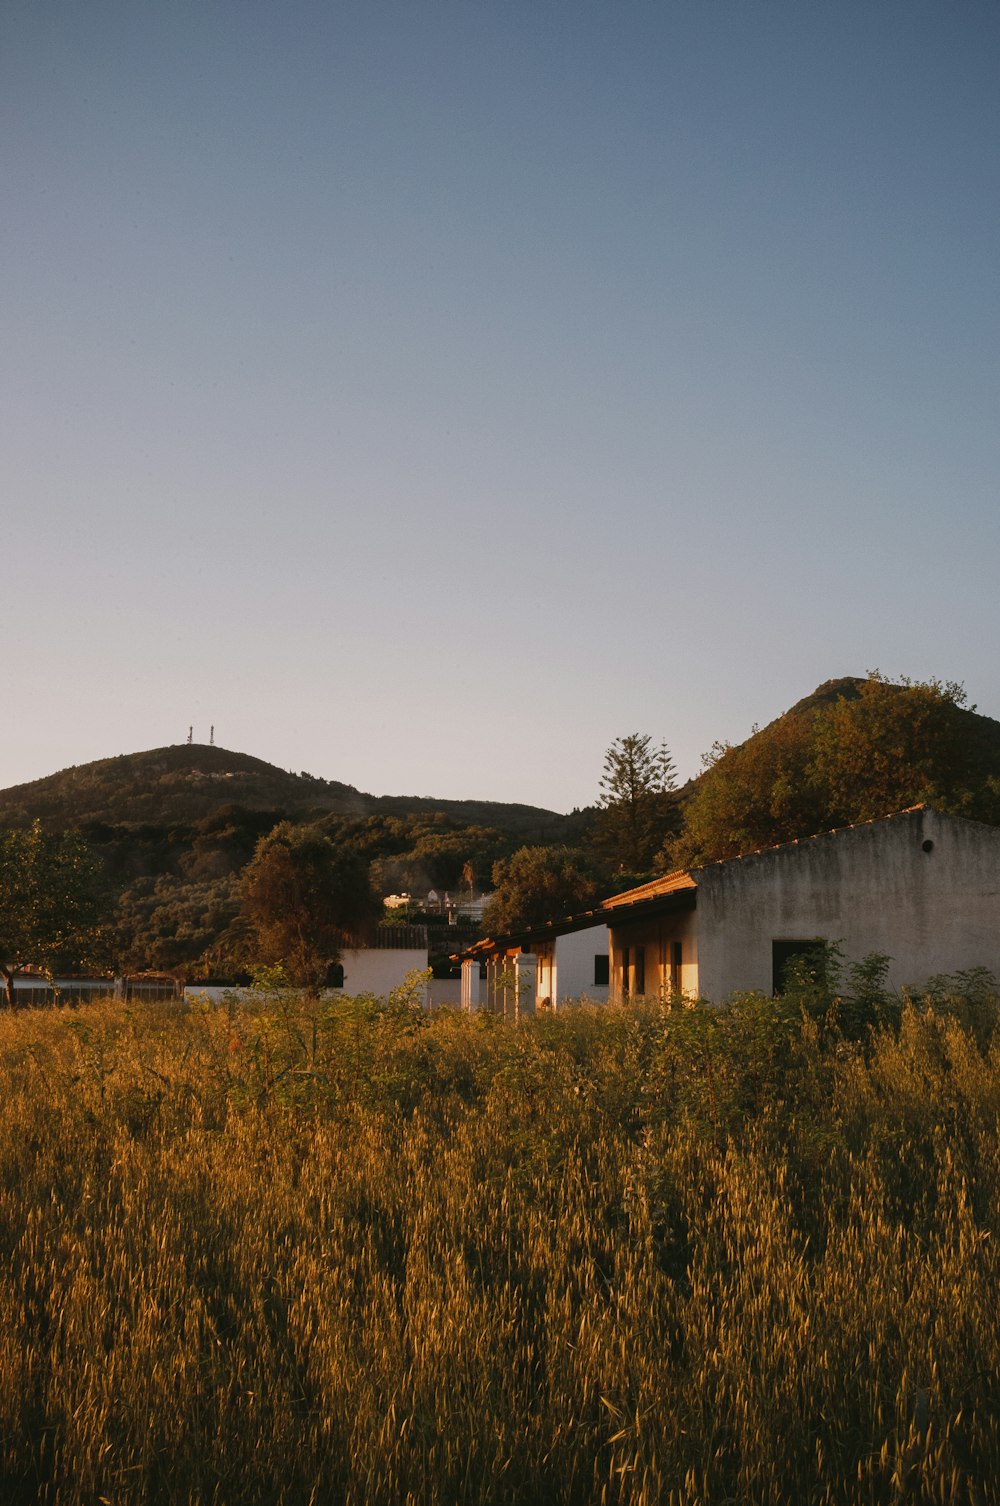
[0,822,109,1008]
[672,673,996,868]
[481,847,598,935]
[809,673,979,824]
[240,823,382,991]
[597,734,678,872]
[115,872,245,975]
[670,712,822,867]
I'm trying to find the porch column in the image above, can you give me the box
[461,958,482,1011]
[515,952,536,1018]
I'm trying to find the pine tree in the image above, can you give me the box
[597,735,679,873]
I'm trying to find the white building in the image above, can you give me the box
[186,925,430,1005]
[456,808,1000,1013]
[331,923,429,1001]
[603,806,1000,1001]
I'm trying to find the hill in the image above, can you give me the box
[0,744,582,978]
[0,744,562,835]
[7,674,1000,976]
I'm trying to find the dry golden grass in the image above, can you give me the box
[0,988,997,1504]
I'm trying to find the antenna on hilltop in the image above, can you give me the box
[187,726,193,745]
[210,725,215,746]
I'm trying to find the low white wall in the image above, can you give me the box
[336,947,428,999]
[427,978,462,1007]
[186,948,430,1006]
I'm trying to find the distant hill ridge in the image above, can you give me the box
[0,743,562,834]
[5,675,1000,840]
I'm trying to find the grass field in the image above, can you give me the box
[0,979,998,1504]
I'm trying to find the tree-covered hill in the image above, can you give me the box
[670,674,1000,867]
[8,673,1000,976]
[0,743,569,835]
[0,743,585,976]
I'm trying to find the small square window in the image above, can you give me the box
[772,939,826,995]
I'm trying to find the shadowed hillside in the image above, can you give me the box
[0,744,562,834]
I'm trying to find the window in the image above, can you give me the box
[634,946,645,995]
[671,941,682,988]
[621,946,630,994]
[594,954,609,986]
[772,939,826,996]
[326,962,345,988]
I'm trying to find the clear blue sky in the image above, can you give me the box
[3,1,998,811]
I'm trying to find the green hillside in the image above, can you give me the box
[0,743,582,978]
[0,743,569,833]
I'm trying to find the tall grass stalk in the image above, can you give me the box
[0,990,997,1504]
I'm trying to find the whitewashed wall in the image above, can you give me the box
[607,809,1000,1003]
[554,925,610,1004]
[335,947,428,999]
[186,947,430,1006]
[694,808,1000,1000]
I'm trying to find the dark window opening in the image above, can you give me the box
[671,940,683,987]
[772,939,826,996]
[594,954,609,986]
[622,946,630,993]
[634,946,645,995]
[326,962,345,988]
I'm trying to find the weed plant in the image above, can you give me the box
[0,975,998,1504]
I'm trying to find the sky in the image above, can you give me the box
[3,0,999,812]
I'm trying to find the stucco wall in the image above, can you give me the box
[427,978,462,1007]
[693,808,1000,1000]
[186,947,430,1006]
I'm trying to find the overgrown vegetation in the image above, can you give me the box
[0,822,110,1006]
[1,976,998,1504]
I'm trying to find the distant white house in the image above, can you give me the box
[382,890,494,922]
[331,924,429,1000]
[455,892,494,922]
[186,926,430,1005]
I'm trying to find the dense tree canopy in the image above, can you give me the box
[481,847,599,936]
[668,713,826,867]
[240,823,382,991]
[809,675,986,824]
[0,822,109,1007]
[671,674,999,868]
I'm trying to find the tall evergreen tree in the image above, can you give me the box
[597,735,679,873]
